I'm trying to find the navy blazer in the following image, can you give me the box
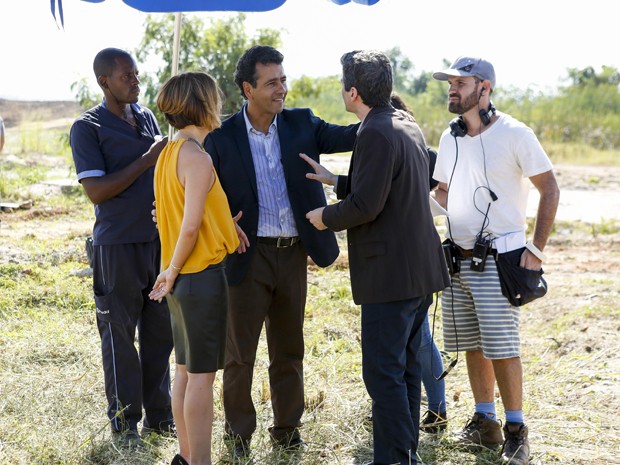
[204,107,358,286]
[324,106,450,305]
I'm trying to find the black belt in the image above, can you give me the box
[257,236,300,248]
[461,248,497,258]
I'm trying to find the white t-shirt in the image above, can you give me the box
[434,112,553,250]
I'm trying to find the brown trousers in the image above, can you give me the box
[223,242,307,440]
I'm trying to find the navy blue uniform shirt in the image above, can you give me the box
[70,102,161,245]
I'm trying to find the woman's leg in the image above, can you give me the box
[419,314,446,413]
[185,372,216,465]
[173,365,190,461]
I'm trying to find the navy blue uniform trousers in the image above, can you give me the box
[92,240,174,432]
[361,294,433,465]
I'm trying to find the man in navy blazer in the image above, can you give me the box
[305,50,450,465]
[203,45,358,459]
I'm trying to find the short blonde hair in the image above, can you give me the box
[156,72,222,132]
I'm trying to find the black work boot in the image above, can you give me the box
[420,409,448,433]
[499,422,530,465]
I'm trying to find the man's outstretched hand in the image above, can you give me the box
[299,153,337,186]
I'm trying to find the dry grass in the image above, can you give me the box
[1,210,618,464]
[0,118,619,464]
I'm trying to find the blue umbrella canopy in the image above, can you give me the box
[48,0,382,135]
[51,0,380,26]
[50,0,382,77]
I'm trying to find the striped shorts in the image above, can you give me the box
[441,255,521,359]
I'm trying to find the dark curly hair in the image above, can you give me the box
[234,45,284,100]
[341,50,392,108]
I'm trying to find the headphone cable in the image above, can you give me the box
[431,135,461,381]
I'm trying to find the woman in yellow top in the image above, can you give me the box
[149,71,248,465]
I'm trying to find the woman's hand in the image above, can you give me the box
[148,267,178,302]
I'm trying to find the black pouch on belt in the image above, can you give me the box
[494,247,547,307]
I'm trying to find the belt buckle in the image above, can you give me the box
[276,237,287,248]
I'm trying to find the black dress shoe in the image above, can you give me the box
[279,436,307,451]
[170,453,189,465]
[232,437,251,460]
[420,409,448,433]
[111,428,143,449]
[143,422,177,438]
[268,426,307,451]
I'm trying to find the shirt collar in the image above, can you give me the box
[242,105,278,136]
[101,98,142,116]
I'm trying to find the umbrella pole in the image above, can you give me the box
[171,12,182,76]
[169,12,183,139]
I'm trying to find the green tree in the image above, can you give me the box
[71,26,620,156]
[566,65,620,87]
[383,46,414,93]
[410,70,433,96]
[71,14,281,127]
[537,65,620,149]
[135,13,281,124]
[287,75,356,126]
[70,78,100,111]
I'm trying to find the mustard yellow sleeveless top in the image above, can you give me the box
[154,138,239,274]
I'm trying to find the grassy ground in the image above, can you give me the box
[0,123,619,464]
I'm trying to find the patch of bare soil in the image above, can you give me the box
[320,156,620,223]
[524,232,619,463]
[0,99,82,128]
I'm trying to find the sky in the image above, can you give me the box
[0,0,617,102]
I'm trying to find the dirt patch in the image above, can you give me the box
[0,99,82,128]
[322,156,620,222]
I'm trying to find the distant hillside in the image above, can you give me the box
[0,99,83,128]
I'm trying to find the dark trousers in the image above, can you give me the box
[223,242,307,441]
[361,294,433,465]
[93,240,174,432]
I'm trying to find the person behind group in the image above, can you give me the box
[389,91,449,433]
[149,71,243,465]
[432,56,560,465]
[303,50,450,465]
[69,47,174,446]
[202,45,359,460]
[0,115,5,153]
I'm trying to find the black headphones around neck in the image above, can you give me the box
[449,101,496,138]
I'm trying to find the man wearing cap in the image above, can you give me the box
[431,56,560,465]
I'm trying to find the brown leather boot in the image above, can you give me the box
[454,412,503,450]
